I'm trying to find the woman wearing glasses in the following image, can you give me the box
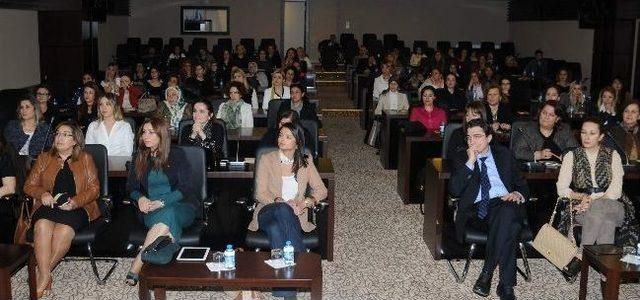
[217,82,254,129]
[24,122,100,298]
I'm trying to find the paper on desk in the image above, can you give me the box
[206,262,235,272]
[620,254,640,265]
[264,258,295,269]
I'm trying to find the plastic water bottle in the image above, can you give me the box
[223,244,235,270]
[283,241,295,266]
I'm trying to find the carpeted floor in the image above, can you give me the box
[9,115,640,299]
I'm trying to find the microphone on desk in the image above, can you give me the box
[229,140,245,171]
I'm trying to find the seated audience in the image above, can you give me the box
[232,44,249,69]
[257,49,274,74]
[512,100,578,162]
[374,77,409,115]
[611,76,632,108]
[419,68,445,91]
[372,62,393,101]
[267,44,283,68]
[182,100,225,166]
[555,68,571,94]
[466,71,484,102]
[559,81,589,117]
[437,73,466,112]
[247,61,269,92]
[73,73,95,105]
[231,68,259,108]
[524,49,549,79]
[144,66,164,98]
[125,118,197,286]
[544,85,560,102]
[132,63,147,88]
[279,84,321,127]
[34,85,55,123]
[4,98,51,157]
[167,45,185,68]
[141,46,161,68]
[556,117,632,247]
[484,85,513,132]
[219,50,233,81]
[446,101,487,159]
[596,86,620,126]
[501,55,521,77]
[85,93,134,156]
[24,122,100,297]
[410,86,447,132]
[77,82,101,131]
[248,122,327,297]
[297,47,313,71]
[482,66,498,87]
[217,82,254,129]
[427,50,447,73]
[184,62,216,99]
[0,134,17,244]
[262,69,291,110]
[499,78,511,103]
[410,47,427,68]
[101,63,120,95]
[607,101,640,162]
[155,86,192,136]
[284,66,300,87]
[282,47,299,69]
[196,47,215,67]
[448,119,528,300]
[117,74,142,112]
[180,59,194,82]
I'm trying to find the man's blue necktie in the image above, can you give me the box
[478,157,491,219]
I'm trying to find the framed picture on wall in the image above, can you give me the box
[181,6,229,35]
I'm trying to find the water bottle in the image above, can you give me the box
[283,241,295,266]
[223,244,235,270]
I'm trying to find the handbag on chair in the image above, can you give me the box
[13,199,33,245]
[137,96,158,114]
[532,197,579,272]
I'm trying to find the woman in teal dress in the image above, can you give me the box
[124,117,197,286]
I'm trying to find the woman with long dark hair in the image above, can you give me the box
[77,82,101,131]
[125,117,197,286]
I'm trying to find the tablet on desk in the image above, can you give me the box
[176,247,210,261]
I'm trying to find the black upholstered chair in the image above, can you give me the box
[300,119,319,158]
[126,146,209,251]
[266,99,285,129]
[240,147,327,254]
[442,123,463,159]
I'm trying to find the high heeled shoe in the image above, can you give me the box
[36,276,52,299]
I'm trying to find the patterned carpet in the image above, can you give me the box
[9,116,640,299]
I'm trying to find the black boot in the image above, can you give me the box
[497,286,517,300]
[472,272,492,297]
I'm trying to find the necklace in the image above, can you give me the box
[279,151,294,165]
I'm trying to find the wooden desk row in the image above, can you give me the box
[107,156,336,261]
[421,158,640,260]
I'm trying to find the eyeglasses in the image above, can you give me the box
[54,132,74,139]
[36,92,50,96]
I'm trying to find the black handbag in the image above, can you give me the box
[141,235,180,265]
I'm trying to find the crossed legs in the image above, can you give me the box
[33,219,76,294]
[128,223,173,276]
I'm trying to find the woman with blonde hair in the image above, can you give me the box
[559,81,588,117]
[262,68,291,110]
[231,67,259,108]
[85,93,135,156]
[596,86,620,126]
[4,97,51,156]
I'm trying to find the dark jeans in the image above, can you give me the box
[258,202,305,252]
[468,198,523,289]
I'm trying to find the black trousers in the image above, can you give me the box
[467,198,523,289]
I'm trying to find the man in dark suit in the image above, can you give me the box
[449,119,529,300]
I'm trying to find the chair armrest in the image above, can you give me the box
[0,193,19,202]
[235,197,257,212]
[312,201,329,213]
[97,196,113,223]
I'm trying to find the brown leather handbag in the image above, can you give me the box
[13,198,33,245]
[532,197,578,270]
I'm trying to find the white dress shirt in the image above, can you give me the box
[85,120,134,156]
[262,86,291,110]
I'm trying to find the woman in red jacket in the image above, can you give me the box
[117,74,142,112]
[410,86,447,131]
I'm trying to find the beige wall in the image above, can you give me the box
[0,9,40,90]
[509,21,594,80]
[98,15,130,69]
[128,0,282,52]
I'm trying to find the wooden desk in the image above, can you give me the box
[139,252,322,300]
[107,156,336,261]
[422,159,640,260]
[252,109,268,127]
[379,110,408,169]
[579,245,640,300]
[396,131,442,204]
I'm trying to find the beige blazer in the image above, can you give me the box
[248,151,328,232]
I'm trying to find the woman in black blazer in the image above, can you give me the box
[278,84,322,128]
[483,84,513,132]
